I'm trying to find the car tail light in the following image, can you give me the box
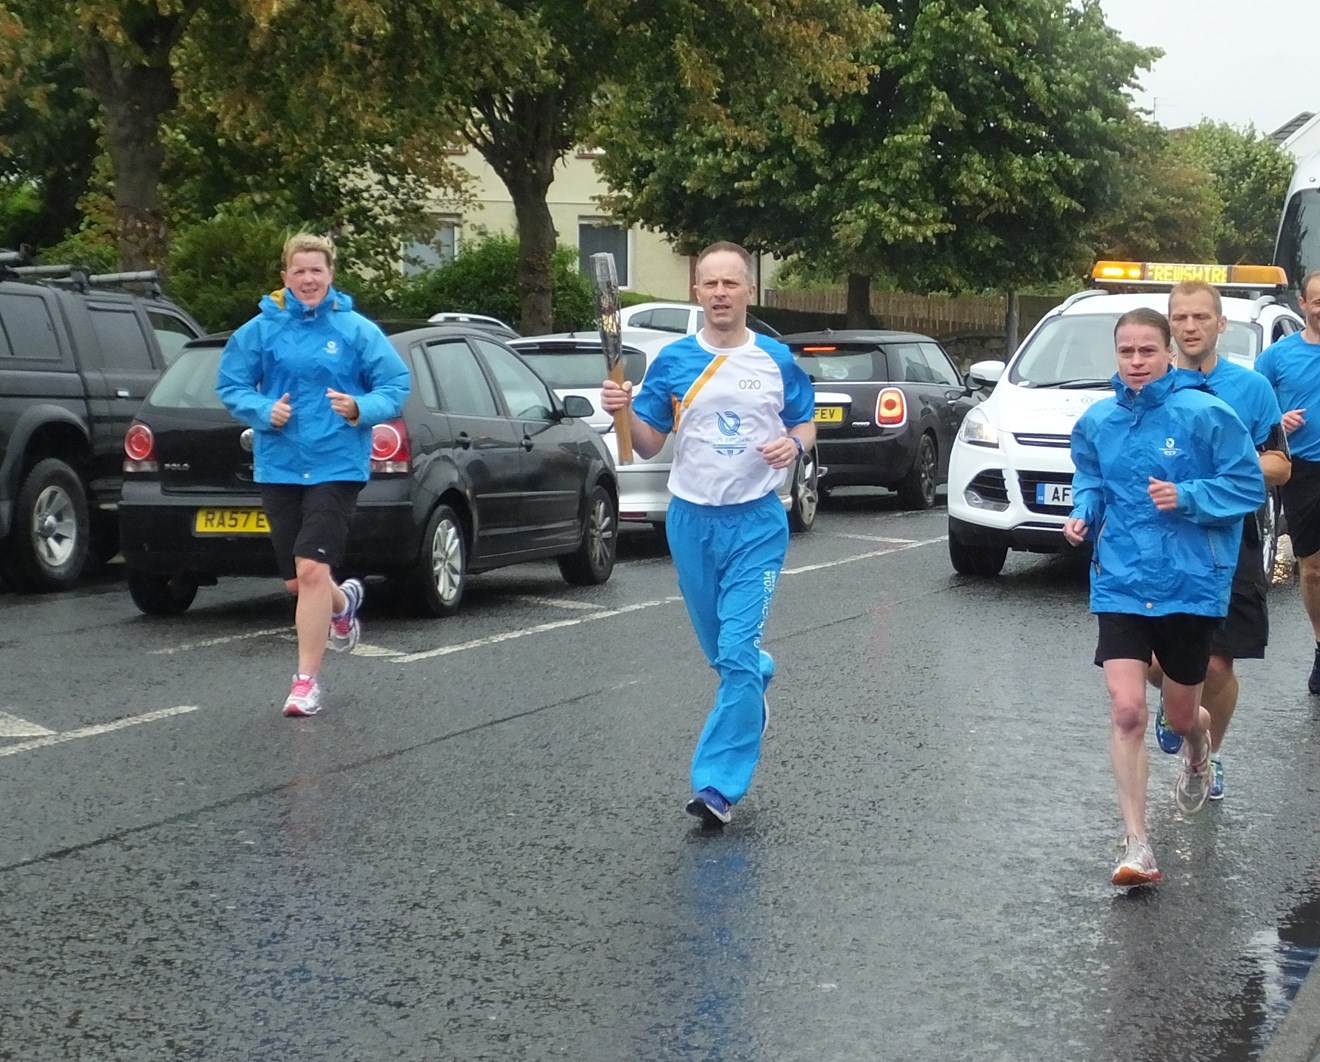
[875,387,907,427]
[123,421,158,472]
[371,419,411,473]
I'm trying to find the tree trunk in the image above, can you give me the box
[80,43,178,274]
[846,272,872,328]
[508,183,556,336]
[1005,289,1020,356]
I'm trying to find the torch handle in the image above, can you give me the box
[609,361,633,464]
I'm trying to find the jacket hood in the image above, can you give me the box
[258,285,355,318]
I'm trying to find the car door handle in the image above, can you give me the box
[116,389,131,398]
[520,435,534,451]
[455,431,472,449]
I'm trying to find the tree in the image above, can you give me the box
[196,0,884,335]
[0,1,210,271]
[1174,121,1295,265]
[596,0,1156,323]
[1084,126,1221,266]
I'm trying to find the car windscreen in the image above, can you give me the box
[147,345,228,409]
[789,345,882,382]
[1010,314,1262,386]
[517,348,647,387]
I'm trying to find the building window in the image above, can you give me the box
[403,220,458,276]
[578,220,629,286]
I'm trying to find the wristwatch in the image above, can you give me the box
[790,436,805,456]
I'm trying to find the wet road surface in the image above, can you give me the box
[4,494,1320,1060]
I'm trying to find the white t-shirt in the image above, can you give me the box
[632,330,816,506]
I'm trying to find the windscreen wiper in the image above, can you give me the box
[1026,378,1111,389]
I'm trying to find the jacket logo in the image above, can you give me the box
[1161,436,1181,457]
[325,340,339,356]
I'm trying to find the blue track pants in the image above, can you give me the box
[666,491,788,803]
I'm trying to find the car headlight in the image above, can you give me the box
[957,407,999,448]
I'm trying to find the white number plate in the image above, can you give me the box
[1036,483,1072,507]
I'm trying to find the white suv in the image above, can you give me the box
[946,263,1304,576]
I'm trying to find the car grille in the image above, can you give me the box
[1012,432,1071,448]
[967,469,1009,505]
[1019,471,1073,514]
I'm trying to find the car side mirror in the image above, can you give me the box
[561,394,594,419]
[966,360,1004,392]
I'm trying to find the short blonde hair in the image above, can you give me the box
[282,232,336,270]
[1169,279,1222,316]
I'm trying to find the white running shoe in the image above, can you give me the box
[283,674,323,717]
[1174,733,1213,815]
[1112,835,1161,887]
[329,578,363,653]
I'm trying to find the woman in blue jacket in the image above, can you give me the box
[217,233,410,718]
[1063,307,1263,888]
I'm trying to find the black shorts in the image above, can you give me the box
[1209,533,1269,659]
[1094,612,1219,686]
[1281,457,1320,559]
[260,482,363,581]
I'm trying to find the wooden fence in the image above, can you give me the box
[763,288,1058,338]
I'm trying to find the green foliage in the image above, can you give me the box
[167,212,292,332]
[0,178,42,249]
[597,0,1154,295]
[1174,121,1295,264]
[378,234,595,333]
[38,229,117,272]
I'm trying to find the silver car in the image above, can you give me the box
[511,329,821,532]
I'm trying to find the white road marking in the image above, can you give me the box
[390,533,948,664]
[509,595,608,611]
[349,642,406,658]
[827,532,920,545]
[149,627,287,655]
[0,711,56,738]
[783,535,944,575]
[0,705,200,758]
[391,597,683,664]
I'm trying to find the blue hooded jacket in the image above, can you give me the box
[1068,367,1264,617]
[216,287,410,485]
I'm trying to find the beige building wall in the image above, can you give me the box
[418,147,694,300]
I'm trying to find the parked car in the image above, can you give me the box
[779,329,983,509]
[426,312,519,340]
[119,324,618,617]
[0,254,205,592]
[619,301,782,339]
[510,329,822,532]
[945,261,1304,576]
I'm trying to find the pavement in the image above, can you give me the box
[1264,960,1320,1061]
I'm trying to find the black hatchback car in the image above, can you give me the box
[780,329,982,509]
[119,325,618,617]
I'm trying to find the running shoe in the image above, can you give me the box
[283,674,323,717]
[1174,734,1213,815]
[329,578,364,653]
[1154,691,1183,755]
[1209,754,1225,802]
[1309,647,1320,695]
[1111,835,1161,888]
[762,694,769,737]
[685,787,732,827]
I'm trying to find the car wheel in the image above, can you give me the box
[788,448,819,533]
[559,484,618,586]
[413,503,467,617]
[948,523,1008,576]
[127,569,199,616]
[897,433,938,510]
[1,457,90,592]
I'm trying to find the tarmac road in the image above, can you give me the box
[4,492,1320,1061]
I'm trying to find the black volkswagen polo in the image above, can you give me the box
[119,324,618,617]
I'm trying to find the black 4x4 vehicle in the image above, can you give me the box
[0,252,204,592]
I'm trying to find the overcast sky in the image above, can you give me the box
[1097,0,1312,135]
